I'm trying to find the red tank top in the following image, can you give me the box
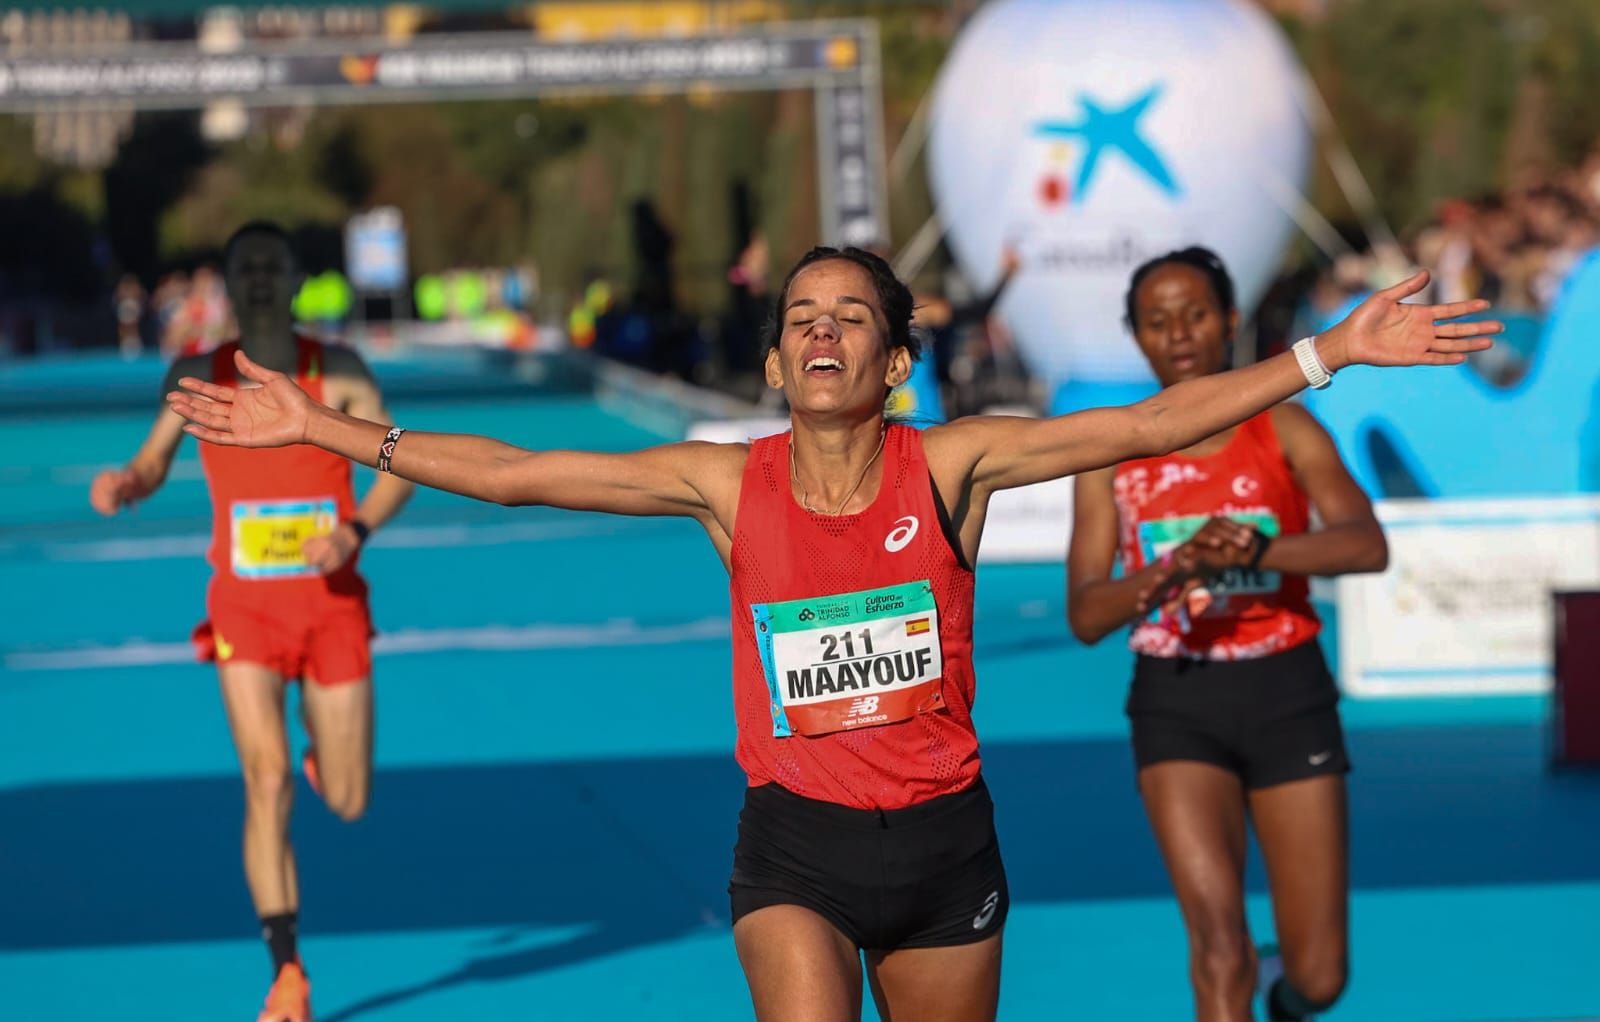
[200,338,366,603]
[1113,410,1319,660]
[729,425,981,810]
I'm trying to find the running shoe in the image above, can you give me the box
[1256,941,1284,996]
[1258,943,1318,1021]
[257,960,312,1022]
[302,747,322,800]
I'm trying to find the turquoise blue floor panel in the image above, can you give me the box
[6,888,1596,1020]
[2,391,1597,1019]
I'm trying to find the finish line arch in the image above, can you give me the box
[0,19,888,246]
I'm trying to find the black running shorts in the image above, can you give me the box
[1127,640,1351,790]
[729,777,1009,950]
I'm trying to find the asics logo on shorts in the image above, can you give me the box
[884,515,919,553]
[972,890,1000,930]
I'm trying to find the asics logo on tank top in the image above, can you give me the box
[972,890,1000,930]
[1231,474,1262,499]
[884,515,920,553]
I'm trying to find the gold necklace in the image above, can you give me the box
[790,427,888,516]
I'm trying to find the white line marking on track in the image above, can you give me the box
[46,462,207,485]
[4,616,730,672]
[31,519,628,563]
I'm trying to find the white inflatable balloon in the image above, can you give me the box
[928,0,1311,389]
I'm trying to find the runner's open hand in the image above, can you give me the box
[168,349,315,448]
[1318,271,1501,371]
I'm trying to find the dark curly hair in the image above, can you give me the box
[762,245,922,361]
[1123,245,1236,331]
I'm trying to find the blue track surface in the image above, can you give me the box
[1,367,1596,1020]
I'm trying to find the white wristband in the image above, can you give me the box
[1292,336,1333,390]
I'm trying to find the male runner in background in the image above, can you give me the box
[91,221,414,1022]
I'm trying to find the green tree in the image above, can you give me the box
[1299,0,1600,234]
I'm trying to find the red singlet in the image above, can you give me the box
[1114,410,1320,660]
[191,338,371,682]
[729,425,981,810]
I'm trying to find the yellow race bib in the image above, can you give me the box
[230,498,337,579]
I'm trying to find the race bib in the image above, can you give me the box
[1138,512,1283,609]
[231,498,337,579]
[752,580,944,738]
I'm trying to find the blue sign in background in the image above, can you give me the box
[1305,249,1600,499]
[345,208,409,292]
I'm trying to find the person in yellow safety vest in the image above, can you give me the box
[568,278,612,348]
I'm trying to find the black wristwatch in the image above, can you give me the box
[347,519,372,545]
[1246,527,1272,571]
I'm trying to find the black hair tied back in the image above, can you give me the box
[1123,245,1236,331]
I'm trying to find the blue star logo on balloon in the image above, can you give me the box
[929,0,1315,415]
[1032,85,1181,208]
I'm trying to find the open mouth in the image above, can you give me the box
[804,356,845,375]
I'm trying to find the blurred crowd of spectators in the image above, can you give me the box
[1313,162,1599,315]
[579,225,1033,417]
[1264,148,1600,383]
[13,144,1600,408]
[103,261,543,359]
[112,266,232,358]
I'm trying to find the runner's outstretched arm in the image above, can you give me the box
[930,272,1500,494]
[168,350,726,519]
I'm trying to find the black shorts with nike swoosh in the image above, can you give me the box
[729,777,1009,950]
[1127,640,1351,790]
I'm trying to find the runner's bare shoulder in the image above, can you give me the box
[318,341,378,385]
[159,352,212,401]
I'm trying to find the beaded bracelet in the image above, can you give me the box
[377,426,407,473]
